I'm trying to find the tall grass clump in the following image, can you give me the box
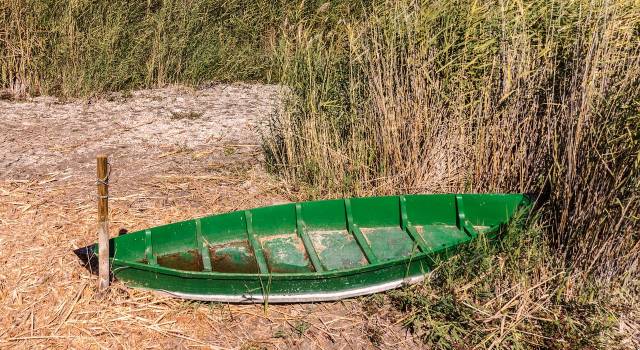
[0,0,356,96]
[0,0,285,96]
[265,0,640,285]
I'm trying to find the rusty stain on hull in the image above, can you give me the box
[156,250,204,271]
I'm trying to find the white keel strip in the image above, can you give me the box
[156,275,425,303]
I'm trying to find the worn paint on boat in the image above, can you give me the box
[94,194,529,303]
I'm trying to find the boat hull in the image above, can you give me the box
[97,194,529,303]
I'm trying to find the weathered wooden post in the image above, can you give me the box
[97,154,110,291]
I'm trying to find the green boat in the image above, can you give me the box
[94,194,528,303]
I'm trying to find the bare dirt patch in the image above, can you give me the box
[0,84,418,349]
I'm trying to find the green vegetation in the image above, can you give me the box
[2,0,639,347]
[388,218,635,349]
[1,0,360,96]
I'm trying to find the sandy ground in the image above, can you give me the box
[0,84,419,349]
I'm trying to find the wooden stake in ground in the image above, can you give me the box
[97,154,110,291]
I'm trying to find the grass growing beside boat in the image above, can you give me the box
[387,220,634,349]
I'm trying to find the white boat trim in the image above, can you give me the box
[156,275,425,303]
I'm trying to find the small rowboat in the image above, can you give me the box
[93,194,528,303]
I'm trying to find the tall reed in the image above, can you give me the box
[265,0,640,282]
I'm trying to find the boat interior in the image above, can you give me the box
[109,194,525,274]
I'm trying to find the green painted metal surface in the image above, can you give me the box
[97,194,529,302]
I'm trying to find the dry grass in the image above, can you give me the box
[0,88,420,349]
[0,174,419,349]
